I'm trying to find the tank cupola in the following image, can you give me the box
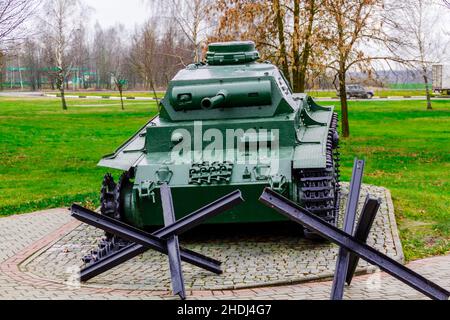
[206,41,260,65]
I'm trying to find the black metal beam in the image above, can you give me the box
[80,243,222,282]
[153,190,244,238]
[259,188,450,300]
[343,159,365,234]
[346,196,381,285]
[71,204,222,275]
[331,159,365,300]
[73,190,243,281]
[160,183,186,300]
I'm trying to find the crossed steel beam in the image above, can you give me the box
[331,159,365,299]
[71,186,244,299]
[346,196,381,285]
[259,163,449,300]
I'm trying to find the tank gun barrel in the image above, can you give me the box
[201,90,228,109]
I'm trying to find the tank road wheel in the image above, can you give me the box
[114,171,133,221]
[100,170,134,222]
[297,113,341,241]
[100,173,117,218]
[81,171,133,265]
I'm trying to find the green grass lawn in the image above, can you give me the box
[326,99,450,261]
[0,98,158,215]
[0,97,448,261]
[43,89,432,99]
[307,89,436,98]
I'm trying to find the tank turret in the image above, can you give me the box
[161,41,293,120]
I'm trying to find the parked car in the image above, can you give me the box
[338,84,374,99]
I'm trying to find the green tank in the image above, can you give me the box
[98,41,341,232]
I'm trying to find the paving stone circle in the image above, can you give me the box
[21,183,404,291]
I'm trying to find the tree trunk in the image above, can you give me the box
[150,81,159,105]
[57,72,68,110]
[273,0,290,82]
[338,69,350,137]
[423,73,432,110]
[59,87,68,110]
[292,0,301,92]
[119,87,124,110]
[0,52,3,91]
[298,0,315,93]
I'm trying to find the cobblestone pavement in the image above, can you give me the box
[0,187,448,300]
[21,184,402,291]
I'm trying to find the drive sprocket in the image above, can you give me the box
[82,172,132,265]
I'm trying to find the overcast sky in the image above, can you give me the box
[87,0,450,31]
[86,0,151,29]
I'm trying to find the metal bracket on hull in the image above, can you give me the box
[71,188,244,300]
[189,161,234,185]
[307,96,332,112]
[300,108,327,127]
[259,159,449,301]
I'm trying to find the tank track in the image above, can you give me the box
[81,236,130,265]
[297,113,341,233]
[82,172,132,266]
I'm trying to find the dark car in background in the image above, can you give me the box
[338,84,374,99]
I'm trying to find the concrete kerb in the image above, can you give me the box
[43,94,158,101]
[385,188,405,264]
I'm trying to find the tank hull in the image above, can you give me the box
[122,182,290,228]
[104,102,337,228]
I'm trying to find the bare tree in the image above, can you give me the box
[21,38,43,90]
[291,0,321,93]
[156,24,191,85]
[210,0,325,93]
[0,0,41,44]
[109,26,128,110]
[148,0,213,62]
[5,15,191,92]
[130,21,160,101]
[323,0,383,137]
[383,0,449,110]
[70,22,89,90]
[0,0,41,89]
[273,0,290,79]
[92,23,123,90]
[208,0,274,60]
[40,0,84,110]
[112,74,127,110]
